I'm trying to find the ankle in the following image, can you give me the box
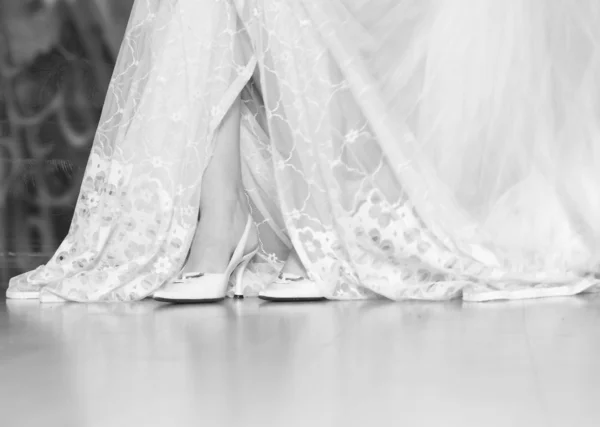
[200,188,243,211]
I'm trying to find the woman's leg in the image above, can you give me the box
[181,94,258,275]
[279,249,307,277]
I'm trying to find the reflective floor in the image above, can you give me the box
[1,295,600,427]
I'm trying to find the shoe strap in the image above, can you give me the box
[175,215,255,282]
[181,272,205,280]
[277,273,306,283]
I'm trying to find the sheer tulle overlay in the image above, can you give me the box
[8,0,600,302]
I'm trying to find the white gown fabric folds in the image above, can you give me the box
[8,0,600,302]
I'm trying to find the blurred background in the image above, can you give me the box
[0,0,134,291]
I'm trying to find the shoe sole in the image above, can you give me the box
[153,296,226,304]
[258,295,326,302]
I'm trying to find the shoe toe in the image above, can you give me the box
[259,279,324,301]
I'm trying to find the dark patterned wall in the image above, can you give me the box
[0,0,134,289]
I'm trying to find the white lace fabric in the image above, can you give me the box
[8,0,600,302]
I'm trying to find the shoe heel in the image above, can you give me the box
[232,249,257,298]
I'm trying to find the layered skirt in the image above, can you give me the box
[9,0,600,302]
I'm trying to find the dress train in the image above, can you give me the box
[8,0,600,302]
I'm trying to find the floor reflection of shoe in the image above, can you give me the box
[258,273,325,302]
[153,215,258,303]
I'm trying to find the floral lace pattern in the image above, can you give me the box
[8,0,600,302]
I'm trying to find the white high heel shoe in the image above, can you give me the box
[258,273,325,302]
[153,215,258,303]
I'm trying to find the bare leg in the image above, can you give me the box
[181,95,258,275]
[280,248,308,277]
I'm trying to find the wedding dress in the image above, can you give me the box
[7,0,600,302]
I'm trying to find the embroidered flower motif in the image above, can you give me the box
[87,193,101,208]
[144,224,159,240]
[369,191,382,205]
[401,269,414,281]
[79,207,91,219]
[266,252,279,264]
[56,251,69,265]
[368,228,381,244]
[123,217,136,232]
[181,205,195,217]
[72,258,89,270]
[344,129,360,143]
[103,252,121,268]
[417,269,431,282]
[379,239,395,254]
[101,183,117,197]
[133,179,161,213]
[280,51,291,63]
[299,229,325,259]
[151,157,165,168]
[403,228,420,244]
